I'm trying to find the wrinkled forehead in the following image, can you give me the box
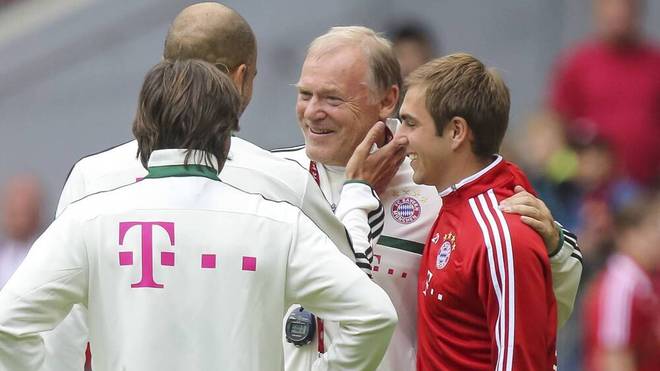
[298,46,370,93]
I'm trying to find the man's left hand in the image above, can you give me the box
[499,185,560,254]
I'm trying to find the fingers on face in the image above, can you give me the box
[369,122,385,140]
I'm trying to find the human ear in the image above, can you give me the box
[378,85,400,119]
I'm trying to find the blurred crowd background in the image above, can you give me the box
[1,0,659,370]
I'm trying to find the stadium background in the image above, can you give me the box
[0,0,657,214]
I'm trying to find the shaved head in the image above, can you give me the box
[164,2,256,71]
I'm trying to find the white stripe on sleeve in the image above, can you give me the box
[469,196,505,371]
[599,270,634,347]
[488,189,516,371]
[477,193,513,371]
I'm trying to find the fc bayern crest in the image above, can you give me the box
[436,233,456,270]
[391,196,421,224]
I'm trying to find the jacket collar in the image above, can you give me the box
[145,149,220,181]
[438,155,503,198]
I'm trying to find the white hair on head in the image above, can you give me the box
[306,26,401,102]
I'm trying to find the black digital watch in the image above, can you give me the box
[285,306,316,347]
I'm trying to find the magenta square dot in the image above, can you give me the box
[119,251,133,266]
[242,256,257,271]
[401,272,408,278]
[373,266,379,272]
[161,251,175,266]
[201,254,216,269]
[387,268,394,275]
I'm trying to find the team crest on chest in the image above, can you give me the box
[391,196,421,224]
[436,233,456,270]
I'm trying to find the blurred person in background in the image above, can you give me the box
[516,111,581,230]
[549,0,660,187]
[572,136,641,277]
[0,175,42,288]
[582,192,660,371]
[389,21,437,78]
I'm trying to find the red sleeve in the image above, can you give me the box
[473,198,557,370]
[549,50,583,120]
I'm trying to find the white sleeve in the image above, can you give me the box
[56,162,87,218]
[46,161,90,371]
[39,308,88,371]
[334,181,384,277]
[300,172,356,261]
[285,212,397,371]
[0,212,88,371]
[549,223,583,328]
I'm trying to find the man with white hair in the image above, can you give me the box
[274,26,582,371]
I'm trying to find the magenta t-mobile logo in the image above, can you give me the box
[118,221,175,289]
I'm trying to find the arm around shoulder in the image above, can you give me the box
[548,223,583,328]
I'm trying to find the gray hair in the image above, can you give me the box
[307,26,401,101]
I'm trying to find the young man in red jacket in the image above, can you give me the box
[396,53,558,370]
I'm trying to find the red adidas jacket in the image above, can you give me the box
[417,156,557,371]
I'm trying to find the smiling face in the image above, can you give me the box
[296,46,382,166]
[397,85,453,189]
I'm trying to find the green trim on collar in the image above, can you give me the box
[145,164,219,181]
[344,180,373,187]
[378,235,425,255]
[344,179,374,189]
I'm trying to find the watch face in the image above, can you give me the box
[285,309,315,345]
[291,323,307,337]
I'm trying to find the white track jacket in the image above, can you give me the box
[0,149,397,371]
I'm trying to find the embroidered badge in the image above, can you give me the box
[391,196,421,224]
[436,233,456,270]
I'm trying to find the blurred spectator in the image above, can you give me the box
[573,137,641,269]
[515,113,649,370]
[0,175,43,288]
[516,111,581,229]
[582,193,660,371]
[388,21,437,78]
[549,0,660,187]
